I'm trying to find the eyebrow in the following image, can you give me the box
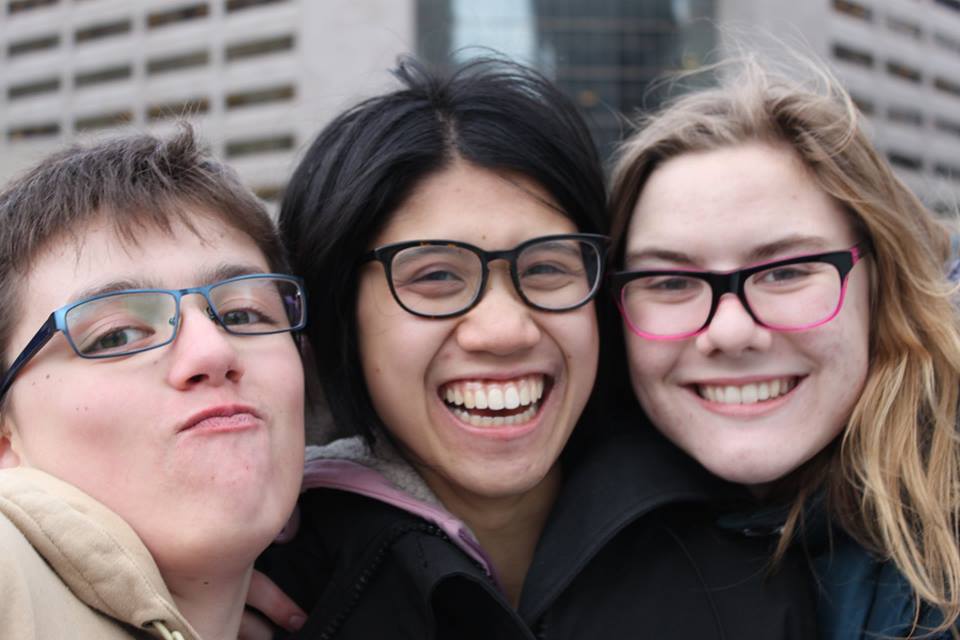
[392,244,467,267]
[67,263,269,303]
[624,234,832,269]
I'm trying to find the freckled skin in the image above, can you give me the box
[622,143,870,486]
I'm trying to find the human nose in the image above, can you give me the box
[455,267,541,355]
[694,293,772,357]
[165,299,245,389]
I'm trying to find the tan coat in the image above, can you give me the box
[0,468,201,639]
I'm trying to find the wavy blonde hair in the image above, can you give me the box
[609,55,960,635]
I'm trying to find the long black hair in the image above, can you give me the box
[279,56,608,442]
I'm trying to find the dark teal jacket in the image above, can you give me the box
[813,530,949,640]
[721,504,951,639]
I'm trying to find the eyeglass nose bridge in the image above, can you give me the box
[166,289,227,338]
[699,270,765,333]
[466,247,528,313]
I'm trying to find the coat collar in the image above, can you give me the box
[519,416,720,621]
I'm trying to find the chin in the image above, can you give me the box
[701,455,796,487]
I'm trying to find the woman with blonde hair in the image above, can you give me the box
[609,54,960,638]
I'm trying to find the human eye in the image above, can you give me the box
[213,277,300,331]
[67,292,175,356]
[215,293,285,330]
[80,324,154,356]
[522,259,579,279]
[518,260,582,296]
[638,275,703,294]
[519,243,587,289]
[752,263,820,287]
[395,265,468,300]
[410,268,464,283]
[219,307,273,327]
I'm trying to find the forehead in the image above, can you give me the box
[372,162,576,248]
[627,143,854,261]
[21,215,269,310]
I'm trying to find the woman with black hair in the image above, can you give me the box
[255,57,816,639]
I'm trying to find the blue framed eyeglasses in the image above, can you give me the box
[0,273,306,401]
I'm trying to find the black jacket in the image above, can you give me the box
[259,425,817,639]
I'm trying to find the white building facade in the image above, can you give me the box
[0,0,415,201]
[719,0,960,210]
[1,0,958,209]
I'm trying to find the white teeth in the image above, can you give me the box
[474,388,488,409]
[504,386,520,410]
[697,377,796,405]
[519,383,530,405]
[723,385,740,404]
[441,376,546,410]
[452,404,539,428]
[488,387,505,410]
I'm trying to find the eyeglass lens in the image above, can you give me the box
[621,259,843,338]
[389,238,601,316]
[64,277,303,357]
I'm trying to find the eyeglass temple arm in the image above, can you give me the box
[0,315,58,401]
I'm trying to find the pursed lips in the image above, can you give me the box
[177,404,262,433]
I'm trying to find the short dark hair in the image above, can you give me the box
[0,125,287,373]
[280,56,607,442]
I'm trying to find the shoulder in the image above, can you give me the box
[0,515,44,638]
[532,507,817,639]
[261,491,512,638]
[813,535,948,639]
[0,514,136,639]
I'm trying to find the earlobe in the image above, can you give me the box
[0,423,21,469]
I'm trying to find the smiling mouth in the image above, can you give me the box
[694,376,800,405]
[439,375,550,427]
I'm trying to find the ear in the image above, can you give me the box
[0,421,21,469]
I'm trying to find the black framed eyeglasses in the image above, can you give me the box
[362,233,608,319]
[611,244,867,340]
[0,273,307,401]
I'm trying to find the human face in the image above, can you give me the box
[357,162,598,509]
[622,143,870,487]
[1,214,305,576]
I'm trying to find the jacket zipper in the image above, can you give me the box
[316,522,450,640]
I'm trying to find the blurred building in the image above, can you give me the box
[0,0,958,208]
[417,0,716,156]
[718,0,960,210]
[0,0,413,202]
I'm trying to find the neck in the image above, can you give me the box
[163,566,253,640]
[425,464,562,608]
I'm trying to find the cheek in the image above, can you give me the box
[255,343,306,421]
[624,329,675,393]
[357,296,444,425]
[817,273,870,382]
[561,309,599,380]
[12,377,146,472]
